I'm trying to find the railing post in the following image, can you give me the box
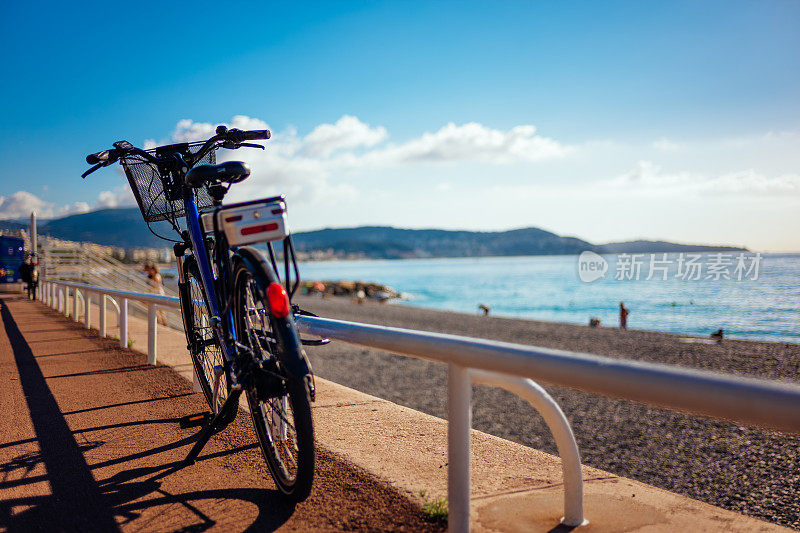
[470,370,586,527]
[73,288,80,322]
[100,293,107,337]
[120,298,128,349]
[64,287,70,317]
[147,304,157,365]
[85,292,92,329]
[448,363,472,533]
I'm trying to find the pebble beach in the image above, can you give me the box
[295,295,800,529]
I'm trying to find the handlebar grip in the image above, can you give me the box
[86,150,110,164]
[241,129,271,140]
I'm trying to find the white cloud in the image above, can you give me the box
[357,122,569,166]
[302,115,387,157]
[607,161,800,197]
[95,185,137,209]
[0,191,91,220]
[652,137,679,151]
[0,191,54,219]
[172,119,216,143]
[172,115,271,143]
[62,202,91,215]
[167,115,570,206]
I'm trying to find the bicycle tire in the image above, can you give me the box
[232,251,314,501]
[180,256,233,414]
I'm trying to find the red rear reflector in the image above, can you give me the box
[241,222,279,236]
[267,282,291,318]
[225,215,243,223]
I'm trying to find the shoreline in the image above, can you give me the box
[293,294,800,529]
[294,250,800,263]
[318,293,800,347]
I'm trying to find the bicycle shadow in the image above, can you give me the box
[0,443,294,532]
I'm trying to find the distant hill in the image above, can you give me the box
[0,220,26,232]
[41,208,174,248]
[10,207,748,256]
[598,240,746,254]
[292,226,593,258]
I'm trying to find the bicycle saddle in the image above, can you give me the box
[185,161,251,188]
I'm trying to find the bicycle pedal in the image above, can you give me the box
[179,411,211,429]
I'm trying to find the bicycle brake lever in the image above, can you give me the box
[220,141,265,150]
[81,162,104,178]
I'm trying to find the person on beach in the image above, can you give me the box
[144,262,168,325]
[619,301,629,329]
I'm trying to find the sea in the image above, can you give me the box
[296,252,800,344]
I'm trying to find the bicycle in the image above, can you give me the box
[83,126,318,501]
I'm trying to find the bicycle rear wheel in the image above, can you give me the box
[232,251,314,502]
[180,257,232,414]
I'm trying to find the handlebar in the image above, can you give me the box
[82,148,123,178]
[82,126,271,178]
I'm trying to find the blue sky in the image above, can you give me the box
[1,1,798,250]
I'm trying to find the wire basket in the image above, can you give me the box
[122,142,216,223]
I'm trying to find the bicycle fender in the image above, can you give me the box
[233,247,314,381]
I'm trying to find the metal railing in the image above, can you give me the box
[35,279,800,532]
[40,279,180,364]
[293,315,800,532]
[41,243,172,295]
[36,278,586,528]
[40,242,183,330]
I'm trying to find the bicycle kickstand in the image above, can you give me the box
[184,387,242,465]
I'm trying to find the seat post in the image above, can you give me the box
[208,183,226,205]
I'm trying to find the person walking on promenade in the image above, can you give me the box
[144,262,168,325]
[619,301,629,330]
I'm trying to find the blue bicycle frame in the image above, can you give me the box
[182,193,239,375]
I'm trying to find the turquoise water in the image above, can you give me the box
[297,253,800,344]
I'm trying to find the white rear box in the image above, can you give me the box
[200,199,289,246]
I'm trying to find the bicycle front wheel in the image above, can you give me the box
[232,252,314,501]
[180,256,232,415]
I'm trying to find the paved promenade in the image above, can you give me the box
[0,295,439,531]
